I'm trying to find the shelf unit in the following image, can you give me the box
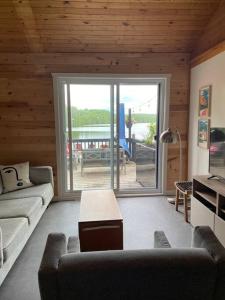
[195,191,217,207]
[191,175,225,247]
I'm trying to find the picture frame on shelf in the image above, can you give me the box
[199,85,211,117]
[198,119,210,149]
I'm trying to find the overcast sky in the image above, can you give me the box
[69,84,158,114]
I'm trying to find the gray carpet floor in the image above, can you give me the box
[0,196,192,300]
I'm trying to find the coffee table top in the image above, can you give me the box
[79,189,123,223]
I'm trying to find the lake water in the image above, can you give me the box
[72,123,149,141]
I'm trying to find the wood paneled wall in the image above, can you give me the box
[191,0,225,59]
[0,52,190,193]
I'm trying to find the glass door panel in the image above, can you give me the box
[118,84,159,191]
[63,83,72,191]
[66,84,114,191]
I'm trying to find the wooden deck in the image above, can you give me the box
[69,161,156,190]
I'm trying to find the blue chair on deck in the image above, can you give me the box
[119,103,131,157]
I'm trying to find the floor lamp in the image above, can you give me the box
[160,128,182,204]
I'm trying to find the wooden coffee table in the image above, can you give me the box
[78,189,123,252]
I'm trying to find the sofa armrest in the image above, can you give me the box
[0,226,3,268]
[154,231,171,248]
[29,166,54,188]
[38,233,66,300]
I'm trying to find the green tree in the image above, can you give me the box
[70,108,157,127]
[145,122,156,145]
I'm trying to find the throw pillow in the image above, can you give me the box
[0,162,33,193]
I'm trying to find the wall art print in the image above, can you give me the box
[198,119,210,149]
[199,85,211,117]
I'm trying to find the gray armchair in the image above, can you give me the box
[38,226,225,300]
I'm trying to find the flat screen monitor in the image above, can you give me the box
[209,128,225,179]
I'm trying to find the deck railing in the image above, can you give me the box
[69,138,155,162]
[72,138,110,150]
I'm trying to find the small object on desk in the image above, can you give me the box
[175,181,193,223]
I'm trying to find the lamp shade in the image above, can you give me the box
[160,128,178,144]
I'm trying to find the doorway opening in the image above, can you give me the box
[54,75,169,198]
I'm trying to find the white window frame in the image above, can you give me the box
[53,74,171,200]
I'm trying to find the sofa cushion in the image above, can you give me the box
[0,183,53,205]
[0,197,42,224]
[0,218,28,262]
[0,162,32,193]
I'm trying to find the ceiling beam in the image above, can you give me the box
[12,0,43,52]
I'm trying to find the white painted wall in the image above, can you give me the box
[189,51,225,178]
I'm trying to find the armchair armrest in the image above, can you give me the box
[192,226,225,300]
[192,226,225,258]
[29,166,54,188]
[0,226,3,268]
[67,236,80,253]
[154,231,171,248]
[38,233,66,300]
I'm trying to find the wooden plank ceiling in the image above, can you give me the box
[0,0,221,53]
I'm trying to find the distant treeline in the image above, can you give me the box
[132,114,156,123]
[71,108,156,126]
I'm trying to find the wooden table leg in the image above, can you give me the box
[175,188,179,211]
[184,193,188,223]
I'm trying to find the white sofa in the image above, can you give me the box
[0,166,54,286]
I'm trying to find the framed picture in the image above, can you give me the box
[198,119,210,149]
[199,85,211,117]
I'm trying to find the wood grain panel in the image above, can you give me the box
[0,52,190,193]
[0,20,208,28]
[0,74,56,188]
[12,0,43,52]
[191,40,225,67]
[191,0,225,59]
[12,1,220,10]
[0,0,221,53]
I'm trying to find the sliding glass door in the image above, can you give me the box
[54,76,166,198]
[62,82,117,192]
[118,84,160,192]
